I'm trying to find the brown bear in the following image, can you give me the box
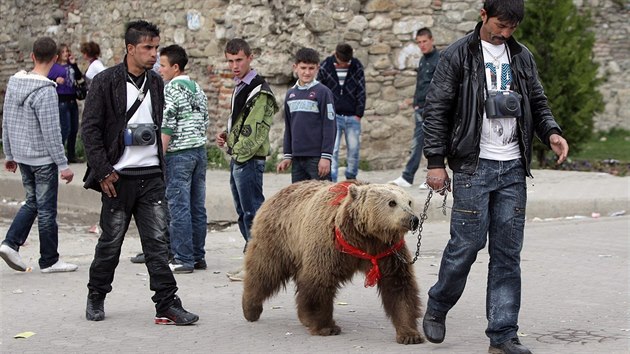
[242,180,425,344]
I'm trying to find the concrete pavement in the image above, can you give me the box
[0,164,629,353]
[1,163,629,223]
[0,208,628,353]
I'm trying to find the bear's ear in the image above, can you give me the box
[348,184,360,201]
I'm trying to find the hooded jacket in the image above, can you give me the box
[227,74,278,163]
[81,61,165,191]
[2,71,68,170]
[423,22,562,176]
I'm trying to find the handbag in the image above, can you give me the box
[74,79,88,100]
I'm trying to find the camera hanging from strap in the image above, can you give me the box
[126,71,150,122]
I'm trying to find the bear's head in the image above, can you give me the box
[340,183,419,244]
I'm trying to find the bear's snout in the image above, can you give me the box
[410,215,420,231]
[408,215,420,231]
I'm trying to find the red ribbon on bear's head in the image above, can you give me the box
[328,181,355,205]
[334,227,405,288]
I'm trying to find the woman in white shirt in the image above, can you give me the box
[80,41,107,87]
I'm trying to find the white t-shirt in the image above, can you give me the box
[113,78,159,171]
[85,59,107,80]
[479,40,521,161]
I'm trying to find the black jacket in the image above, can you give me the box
[81,61,165,191]
[423,22,561,176]
[413,47,440,109]
[317,55,366,117]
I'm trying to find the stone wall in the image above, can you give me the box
[1,0,628,169]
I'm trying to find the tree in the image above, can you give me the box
[515,0,603,166]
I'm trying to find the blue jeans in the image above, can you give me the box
[87,175,178,313]
[401,109,424,184]
[331,114,361,182]
[427,158,527,347]
[165,147,208,268]
[291,156,331,183]
[3,163,59,268]
[58,100,79,160]
[230,159,265,245]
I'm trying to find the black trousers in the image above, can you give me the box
[87,175,177,313]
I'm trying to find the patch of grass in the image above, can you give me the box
[207,145,230,170]
[557,128,630,176]
[570,128,630,162]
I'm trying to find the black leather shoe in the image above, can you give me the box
[130,252,145,263]
[489,337,532,354]
[422,312,446,343]
[86,293,105,321]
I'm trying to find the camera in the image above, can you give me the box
[485,90,522,119]
[124,123,157,146]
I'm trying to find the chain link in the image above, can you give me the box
[397,180,450,265]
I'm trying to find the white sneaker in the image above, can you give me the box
[40,260,78,273]
[419,182,429,190]
[389,176,412,188]
[226,266,242,277]
[0,243,27,271]
[227,269,246,282]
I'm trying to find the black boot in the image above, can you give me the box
[489,337,532,354]
[86,292,105,321]
[422,311,446,343]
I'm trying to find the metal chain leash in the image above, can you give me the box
[397,180,450,265]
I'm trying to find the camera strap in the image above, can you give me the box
[126,72,150,122]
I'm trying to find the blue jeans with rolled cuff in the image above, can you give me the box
[230,159,265,246]
[331,114,361,182]
[165,147,208,269]
[426,158,527,347]
[2,163,60,268]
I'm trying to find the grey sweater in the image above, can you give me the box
[2,71,68,170]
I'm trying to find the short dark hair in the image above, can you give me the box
[335,43,353,62]
[225,38,251,57]
[160,44,188,71]
[483,0,525,25]
[80,41,101,58]
[125,20,160,47]
[33,37,57,63]
[416,27,433,39]
[295,48,319,65]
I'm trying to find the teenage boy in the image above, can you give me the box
[277,48,336,183]
[0,37,77,273]
[158,44,209,274]
[390,27,440,189]
[317,43,366,182]
[216,38,278,281]
[81,20,198,325]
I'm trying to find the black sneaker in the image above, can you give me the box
[194,259,207,270]
[130,252,145,263]
[422,311,446,343]
[86,293,105,321]
[169,259,194,274]
[489,337,532,354]
[154,296,199,325]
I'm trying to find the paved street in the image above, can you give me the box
[1,203,628,353]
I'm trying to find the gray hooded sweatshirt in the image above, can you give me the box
[2,70,68,170]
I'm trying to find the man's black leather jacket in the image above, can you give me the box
[423,22,562,176]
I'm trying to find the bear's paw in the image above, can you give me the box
[396,330,425,345]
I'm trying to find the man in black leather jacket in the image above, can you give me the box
[81,20,198,326]
[421,1,569,353]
